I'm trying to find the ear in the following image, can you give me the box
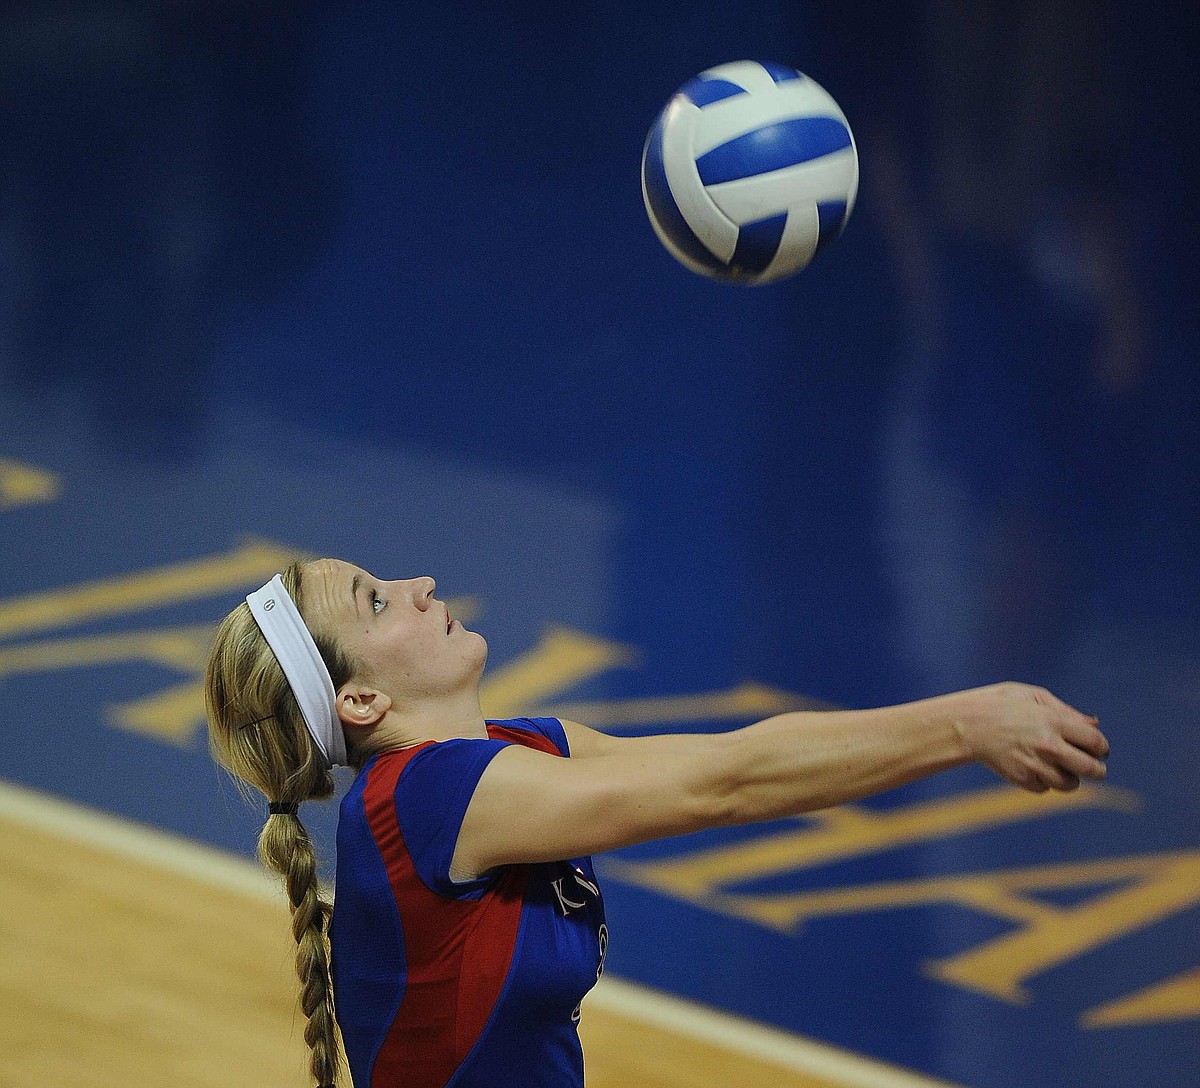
[335,683,393,730]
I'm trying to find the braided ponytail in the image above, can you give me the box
[205,561,361,1088]
[260,811,341,1088]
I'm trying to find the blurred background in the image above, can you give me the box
[1,2,1196,1086]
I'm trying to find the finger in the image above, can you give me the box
[1059,715,1110,760]
[1039,687,1086,717]
[1045,690,1102,731]
[1037,760,1081,792]
[1053,740,1106,781]
[1008,757,1050,793]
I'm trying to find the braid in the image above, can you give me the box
[205,560,363,1087]
[260,812,343,1088]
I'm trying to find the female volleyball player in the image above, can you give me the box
[205,558,1109,1088]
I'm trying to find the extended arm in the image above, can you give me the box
[451,683,1108,879]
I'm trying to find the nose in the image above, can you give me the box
[409,576,435,608]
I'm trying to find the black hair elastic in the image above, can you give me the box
[268,801,299,815]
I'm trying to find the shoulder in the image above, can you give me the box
[486,716,572,757]
[556,718,624,758]
[487,716,625,758]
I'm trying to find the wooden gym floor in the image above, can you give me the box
[0,780,956,1088]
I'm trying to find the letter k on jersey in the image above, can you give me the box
[552,866,601,915]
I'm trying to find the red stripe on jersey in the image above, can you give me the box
[363,722,557,1087]
[486,722,562,755]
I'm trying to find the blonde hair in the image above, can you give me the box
[204,561,359,1088]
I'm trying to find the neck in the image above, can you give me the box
[370,691,490,752]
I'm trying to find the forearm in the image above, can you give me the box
[565,683,1105,843]
[712,693,972,823]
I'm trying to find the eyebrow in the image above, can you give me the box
[350,573,361,617]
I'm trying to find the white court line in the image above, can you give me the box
[0,776,286,901]
[0,778,962,1088]
[584,978,963,1088]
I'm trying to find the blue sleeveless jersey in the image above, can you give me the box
[329,717,607,1088]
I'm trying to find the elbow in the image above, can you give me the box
[692,735,747,829]
[703,785,743,829]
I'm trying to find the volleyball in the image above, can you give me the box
[641,61,858,285]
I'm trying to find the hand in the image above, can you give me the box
[954,682,1109,793]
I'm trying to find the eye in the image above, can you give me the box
[370,590,386,615]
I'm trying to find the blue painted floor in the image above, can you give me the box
[1,3,1197,1086]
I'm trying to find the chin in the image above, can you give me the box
[467,630,488,670]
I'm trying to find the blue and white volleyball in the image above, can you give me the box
[641,61,858,285]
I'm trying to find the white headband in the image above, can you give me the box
[246,574,347,768]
